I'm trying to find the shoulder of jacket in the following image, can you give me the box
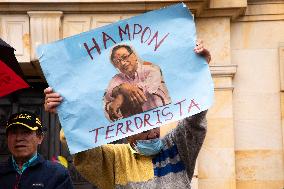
[0,160,14,175]
[41,159,68,174]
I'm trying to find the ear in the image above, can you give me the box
[37,134,44,145]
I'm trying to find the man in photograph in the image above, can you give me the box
[104,44,171,121]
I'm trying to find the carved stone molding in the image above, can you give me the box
[210,64,238,91]
[0,0,249,19]
[199,7,246,20]
[210,0,247,8]
[210,64,237,77]
[235,1,284,21]
[248,0,284,4]
[200,0,247,20]
[0,0,207,15]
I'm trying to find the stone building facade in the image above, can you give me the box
[0,0,283,188]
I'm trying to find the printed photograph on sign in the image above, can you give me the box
[104,44,171,121]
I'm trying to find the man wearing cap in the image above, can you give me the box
[0,111,74,189]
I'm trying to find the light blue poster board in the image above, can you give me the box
[37,3,214,154]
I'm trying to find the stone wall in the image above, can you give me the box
[232,2,284,188]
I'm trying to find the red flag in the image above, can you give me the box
[0,60,29,97]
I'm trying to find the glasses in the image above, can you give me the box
[113,52,133,65]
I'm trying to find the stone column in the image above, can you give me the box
[27,11,63,78]
[28,11,63,61]
[231,7,284,188]
[196,17,237,189]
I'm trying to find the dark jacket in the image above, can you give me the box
[0,154,74,189]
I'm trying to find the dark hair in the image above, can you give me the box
[110,44,133,63]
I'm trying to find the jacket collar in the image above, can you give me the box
[12,153,38,174]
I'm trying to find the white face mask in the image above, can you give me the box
[134,138,164,156]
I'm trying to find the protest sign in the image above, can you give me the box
[37,3,214,154]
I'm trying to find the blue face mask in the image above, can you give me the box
[134,138,164,156]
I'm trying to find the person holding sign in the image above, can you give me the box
[44,40,211,189]
[104,44,171,121]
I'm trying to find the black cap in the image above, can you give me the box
[6,111,43,132]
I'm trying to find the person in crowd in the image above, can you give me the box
[0,111,74,189]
